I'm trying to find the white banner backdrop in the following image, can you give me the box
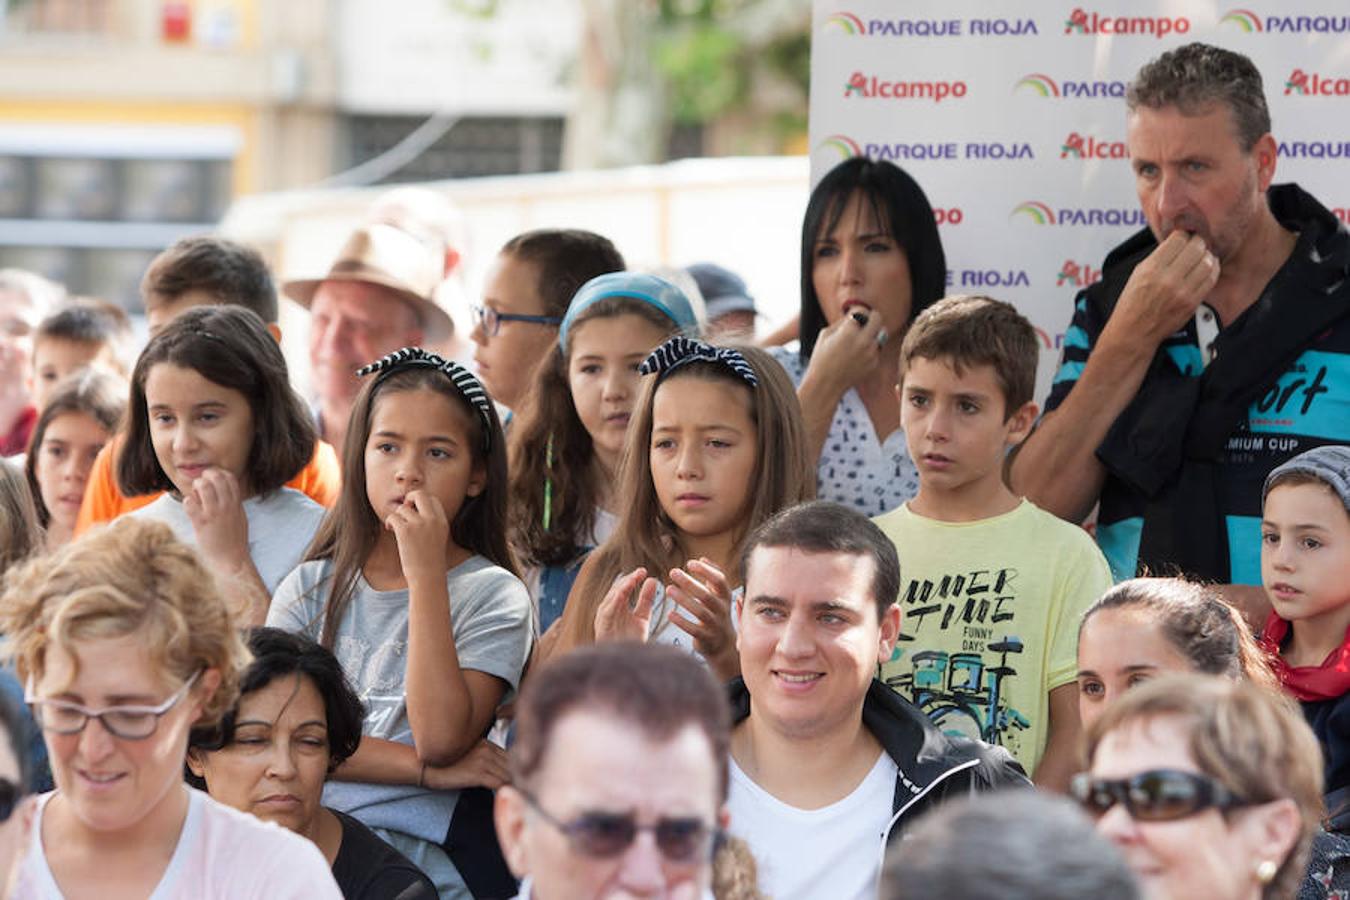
[809,1,1350,404]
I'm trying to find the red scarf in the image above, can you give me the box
[1260,612,1350,702]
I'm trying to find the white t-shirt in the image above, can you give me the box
[129,486,325,594]
[646,583,742,659]
[727,751,897,900]
[14,787,341,899]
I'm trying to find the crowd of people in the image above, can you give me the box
[0,40,1346,900]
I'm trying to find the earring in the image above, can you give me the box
[1256,860,1278,884]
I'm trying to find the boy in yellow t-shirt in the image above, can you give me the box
[875,295,1111,791]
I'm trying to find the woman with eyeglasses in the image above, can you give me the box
[1075,673,1321,900]
[187,628,437,899]
[0,518,342,898]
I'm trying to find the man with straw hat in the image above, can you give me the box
[284,223,453,456]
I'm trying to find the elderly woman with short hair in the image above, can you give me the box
[1075,673,1321,900]
[187,627,437,899]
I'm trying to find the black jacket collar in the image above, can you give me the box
[727,677,1015,795]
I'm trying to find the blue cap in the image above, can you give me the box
[687,262,756,319]
[560,272,699,345]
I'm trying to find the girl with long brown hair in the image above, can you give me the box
[24,368,124,549]
[268,348,531,899]
[544,336,814,680]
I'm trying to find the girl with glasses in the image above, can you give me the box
[1077,673,1321,900]
[0,517,341,898]
[469,229,624,416]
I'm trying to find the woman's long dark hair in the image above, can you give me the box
[305,365,516,649]
[798,157,947,360]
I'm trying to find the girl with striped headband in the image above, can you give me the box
[269,347,532,898]
[541,335,814,680]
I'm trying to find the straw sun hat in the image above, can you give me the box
[283,223,453,341]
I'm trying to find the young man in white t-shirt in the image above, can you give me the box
[727,501,1029,900]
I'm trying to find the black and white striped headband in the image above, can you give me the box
[356,347,495,451]
[638,336,758,387]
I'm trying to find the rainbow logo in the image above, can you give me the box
[1011,201,1057,225]
[1014,74,1060,97]
[817,134,862,160]
[1219,9,1263,32]
[824,12,866,35]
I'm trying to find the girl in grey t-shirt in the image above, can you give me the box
[269,349,531,899]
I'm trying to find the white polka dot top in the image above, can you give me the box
[769,345,920,516]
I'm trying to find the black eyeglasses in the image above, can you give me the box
[471,304,562,337]
[0,778,23,822]
[1070,769,1250,822]
[519,789,719,864]
[27,670,201,741]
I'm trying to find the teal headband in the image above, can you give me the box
[559,272,699,345]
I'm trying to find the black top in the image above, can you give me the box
[1301,693,1350,832]
[1045,182,1350,583]
[331,808,438,900]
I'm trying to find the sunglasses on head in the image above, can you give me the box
[1071,768,1249,822]
[520,789,719,864]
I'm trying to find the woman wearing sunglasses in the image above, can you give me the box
[0,518,342,898]
[187,628,437,899]
[1075,577,1350,897]
[1075,673,1321,900]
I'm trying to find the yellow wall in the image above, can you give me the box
[0,100,258,196]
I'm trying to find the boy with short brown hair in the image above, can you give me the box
[875,294,1112,790]
[1258,445,1350,829]
[29,300,130,408]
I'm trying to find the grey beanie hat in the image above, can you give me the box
[1263,445,1350,511]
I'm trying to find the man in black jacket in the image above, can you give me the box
[726,501,1028,900]
[1011,43,1350,625]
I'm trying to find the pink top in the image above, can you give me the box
[13,788,342,899]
